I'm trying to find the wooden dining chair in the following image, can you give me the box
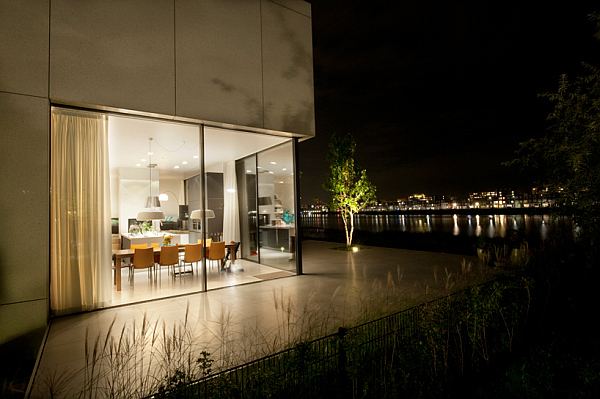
[158,245,179,280]
[130,247,156,285]
[180,243,201,275]
[197,238,212,258]
[208,241,225,270]
[124,244,150,279]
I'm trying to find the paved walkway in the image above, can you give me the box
[28,241,488,398]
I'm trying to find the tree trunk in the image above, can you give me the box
[341,211,350,247]
[347,211,354,247]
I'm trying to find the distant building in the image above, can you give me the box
[469,187,553,209]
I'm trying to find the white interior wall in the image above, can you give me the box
[159,178,184,220]
[119,167,159,235]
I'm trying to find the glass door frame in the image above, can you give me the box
[235,138,302,275]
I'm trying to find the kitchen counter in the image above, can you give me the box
[121,232,189,248]
[259,225,295,251]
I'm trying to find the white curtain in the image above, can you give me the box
[50,108,112,315]
[223,161,240,243]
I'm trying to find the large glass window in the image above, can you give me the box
[108,114,204,303]
[51,107,299,314]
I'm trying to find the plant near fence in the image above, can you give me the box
[151,277,531,399]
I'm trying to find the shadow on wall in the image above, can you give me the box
[211,4,314,136]
[211,78,263,128]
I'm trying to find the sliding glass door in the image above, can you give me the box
[257,142,296,272]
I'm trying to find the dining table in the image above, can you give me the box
[112,242,239,291]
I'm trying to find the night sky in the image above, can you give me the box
[298,1,600,204]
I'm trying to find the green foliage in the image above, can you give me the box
[323,133,376,246]
[506,13,600,248]
[140,221,152,233]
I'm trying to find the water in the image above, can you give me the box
[301,213,575,240]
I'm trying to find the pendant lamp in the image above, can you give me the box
[137,137,165,221]
[190,209,215,219]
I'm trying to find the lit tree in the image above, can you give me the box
[323,133,376,247]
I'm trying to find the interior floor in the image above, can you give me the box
[111,251,296,307]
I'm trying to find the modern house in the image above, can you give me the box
[0,0,314,382]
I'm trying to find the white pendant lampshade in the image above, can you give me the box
[145,196,162,208]
[140,137,161,210]
[190,209,215,219]
[136,210,165,221]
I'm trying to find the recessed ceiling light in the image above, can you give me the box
[193,155,199,159]
[141,159,146,162]
[136,164,141,167]
[148,152,153,155]
[182,161,188,164]
[282,168,287,171]
[269,171,274,174]
[279,181,284,183]
[247,170,252,173]
[174,165,179,169]
[271,162,276,164]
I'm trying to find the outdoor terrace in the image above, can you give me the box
[27,241,491,398]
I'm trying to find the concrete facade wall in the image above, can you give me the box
[0,0,52,364]
[0,0,313,362]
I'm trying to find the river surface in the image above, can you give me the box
[301,213,575,240]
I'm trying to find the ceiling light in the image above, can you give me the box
[148,152,153,155]
[182,161,188,164]
[271,162,276,164]
[136,164,141,167]
[136,211,165,221]
[282,168,287,171]
[269,171,274,174]
[193,155,199,159]
[189,209,215,219]
[246,170,252,173]
[141,159,146,162]
[137,138,164,221]
[174,165,179,169]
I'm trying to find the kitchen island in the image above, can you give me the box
[121,231,189,249]
[259,225,295,251]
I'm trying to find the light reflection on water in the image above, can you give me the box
[301,213,573,240]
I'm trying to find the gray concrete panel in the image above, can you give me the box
[0,0,50,97]
[262,0,315,137]
[0,299,47,349]
[49,0,175,115]
[176,0,263,128]
[0,92,49,305]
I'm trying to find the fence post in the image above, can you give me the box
[337,327,350,397]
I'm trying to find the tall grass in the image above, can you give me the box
[31,259,493,399]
